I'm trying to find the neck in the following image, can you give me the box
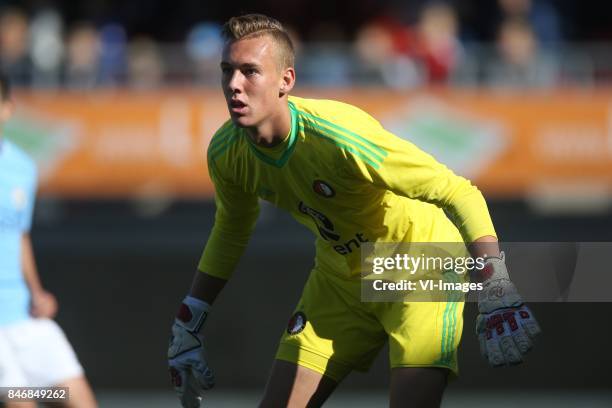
[246,101,291,147]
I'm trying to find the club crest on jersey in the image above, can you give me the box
[313,180,335,198]
[11,187,27,210]
[286,311,307,335]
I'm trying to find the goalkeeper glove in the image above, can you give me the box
[168,296,215,408]
[476,253,541,367]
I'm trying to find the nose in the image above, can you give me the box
[227,70,243,94]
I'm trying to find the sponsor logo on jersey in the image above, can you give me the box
[333,232,370,255]
[287,311,307,335]
[297,201,370,255]
[298,201,340,241]
[312,180,335,198]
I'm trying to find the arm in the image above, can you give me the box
[347,121,539,366]
[168,152,259,407]
[18,162,57,319]
[185,172,260,303]
[21,233,57,318]
[467,225,542,369]
[188,270,227,305]
[21,233,58,319]
[21,233,43,293]
[346,122,498,244]
[468,235,501,261]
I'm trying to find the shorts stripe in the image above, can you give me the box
[445,301,459,364]
[440,301,453,364]
[440,270,462,365]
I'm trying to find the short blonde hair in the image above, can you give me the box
[222,14,295,69]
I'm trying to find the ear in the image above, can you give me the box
[279,67,296,97]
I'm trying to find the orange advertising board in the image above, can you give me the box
[6,88,612,200]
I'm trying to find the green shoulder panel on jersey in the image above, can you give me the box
[297,120,382,169]
[207,120,240,162]
[290,96,388,170]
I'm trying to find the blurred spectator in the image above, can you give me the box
[64,23,101,89]
[0,8,32,86]
[354,2,464,88]
[186,22,223,86]
[127,36,164,89]
[498,0,562,45]
[414,2,464,83]
[486,18,559,88]
[98,23,128,86]
[300,22,351,86]
[354,17,424,88]
[30,9,64,87]
[0,2,600,89]
[354,21,395,84]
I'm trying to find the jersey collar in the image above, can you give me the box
[246,101,298,168]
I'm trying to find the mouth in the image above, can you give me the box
[230,99,248,114]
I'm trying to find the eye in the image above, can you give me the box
[244,68,258,76]
[221,66,231,74]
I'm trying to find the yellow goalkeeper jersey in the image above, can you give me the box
[199,96,496,280]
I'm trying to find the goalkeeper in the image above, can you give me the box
[168,13,540,408]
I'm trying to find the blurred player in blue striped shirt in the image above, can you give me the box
[0,74,97,407]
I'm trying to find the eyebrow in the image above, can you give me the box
[220,61,263,70]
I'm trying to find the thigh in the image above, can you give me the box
[381,300,465,376]
[5,319,84,387]
[260,359,338,408]
[0,326,28,388]
[389,367,448,408]
[275,270,387,382]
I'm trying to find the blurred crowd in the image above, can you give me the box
[0,0,606,89]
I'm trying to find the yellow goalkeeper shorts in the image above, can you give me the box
[275,269,465,382]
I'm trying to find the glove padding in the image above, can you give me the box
[168,296,215,407]
[476,253,541,367]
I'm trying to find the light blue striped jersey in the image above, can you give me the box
[0,139,37,326]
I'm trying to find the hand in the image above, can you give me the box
[29,289,58,318]
[476,253,541,367]
[168,296,215,407]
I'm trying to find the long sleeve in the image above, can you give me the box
[197,157,260,279]
[347,123,497,243]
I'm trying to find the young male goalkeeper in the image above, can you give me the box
[168,14,540,408]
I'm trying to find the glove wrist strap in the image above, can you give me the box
[481,251,510,283]
[175,295,211,333]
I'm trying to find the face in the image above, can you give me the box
[221,35,292,128]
